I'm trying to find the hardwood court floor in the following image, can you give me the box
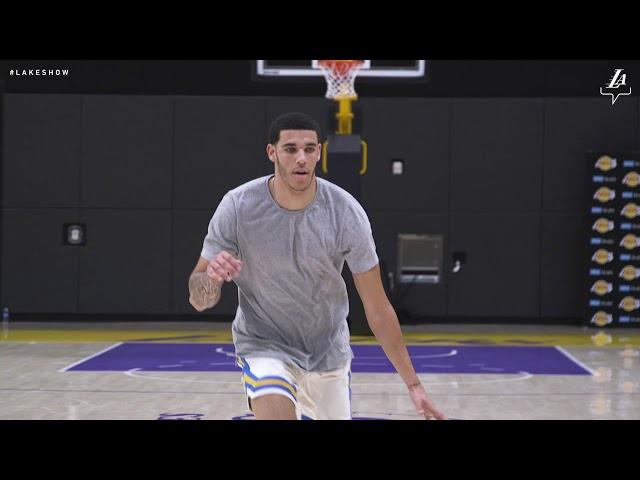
[1,322,639,420]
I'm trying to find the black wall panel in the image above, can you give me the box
[2,93,637,322]
[543,98,638,212]
[172,209,239,315]
[451,99,544,212]
[3,94,81,207]
[82,95,173,208]
[360,99,450,212]
[448,213,540,317]
[540,214,586,318]
[174,96,267,209]
[77,210,171,313]
[1,209,78,312]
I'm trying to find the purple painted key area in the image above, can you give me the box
[67,343,591,375]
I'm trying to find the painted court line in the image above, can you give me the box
[554,346,596,375]
[59,342,123,372]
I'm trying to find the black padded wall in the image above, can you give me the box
[360,99,450,212]
[2,95,82,313]
[2,93,639,323]
[77,210,171,313]
[3,94,82,208]
[451,99,544,212]
[82,96,173,209]
[2,209,79,312]
[360,98,545,319]
[448,213,541,317]
[174,96,268,209]
[540,214,586,318]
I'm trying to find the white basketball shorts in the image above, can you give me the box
[236,356,352,420]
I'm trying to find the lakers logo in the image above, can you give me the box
[591,331,613,345]
[620,265,640,281]
[592,249,614,265]
[591,311,613,327]
[623,171,640,188]
[593,218,614,234]
[621,203,639,219]
[594,187,616,203]
[619,296,640,312]
[591,280,613,296]
[621,234,640,250]
[595,155,617,172]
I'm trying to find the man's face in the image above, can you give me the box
[267,129,321,192]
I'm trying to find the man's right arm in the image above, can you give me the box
[188,256,223,312]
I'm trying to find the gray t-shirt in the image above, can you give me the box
[200,175,379,372]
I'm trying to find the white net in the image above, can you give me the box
[318,60,364,99]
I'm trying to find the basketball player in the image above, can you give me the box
[188,112,445,420]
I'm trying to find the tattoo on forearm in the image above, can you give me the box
[189,272,221,309]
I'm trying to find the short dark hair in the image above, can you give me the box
[268,112,321,145]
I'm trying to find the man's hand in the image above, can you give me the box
[188,251,243,312]
[188,273,222,312]
[408,383,446,420]
[206,251,243,283]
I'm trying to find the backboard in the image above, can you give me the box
[255,60,428,78]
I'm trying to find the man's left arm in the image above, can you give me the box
[352,264,446,420]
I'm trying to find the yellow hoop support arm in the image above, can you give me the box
[359,140,368,175]
[322,140,329,174]
[336,97,356,135]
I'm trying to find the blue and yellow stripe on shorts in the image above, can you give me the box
[236,357,297,401]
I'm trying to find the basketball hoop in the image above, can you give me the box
[317,60,364,100]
